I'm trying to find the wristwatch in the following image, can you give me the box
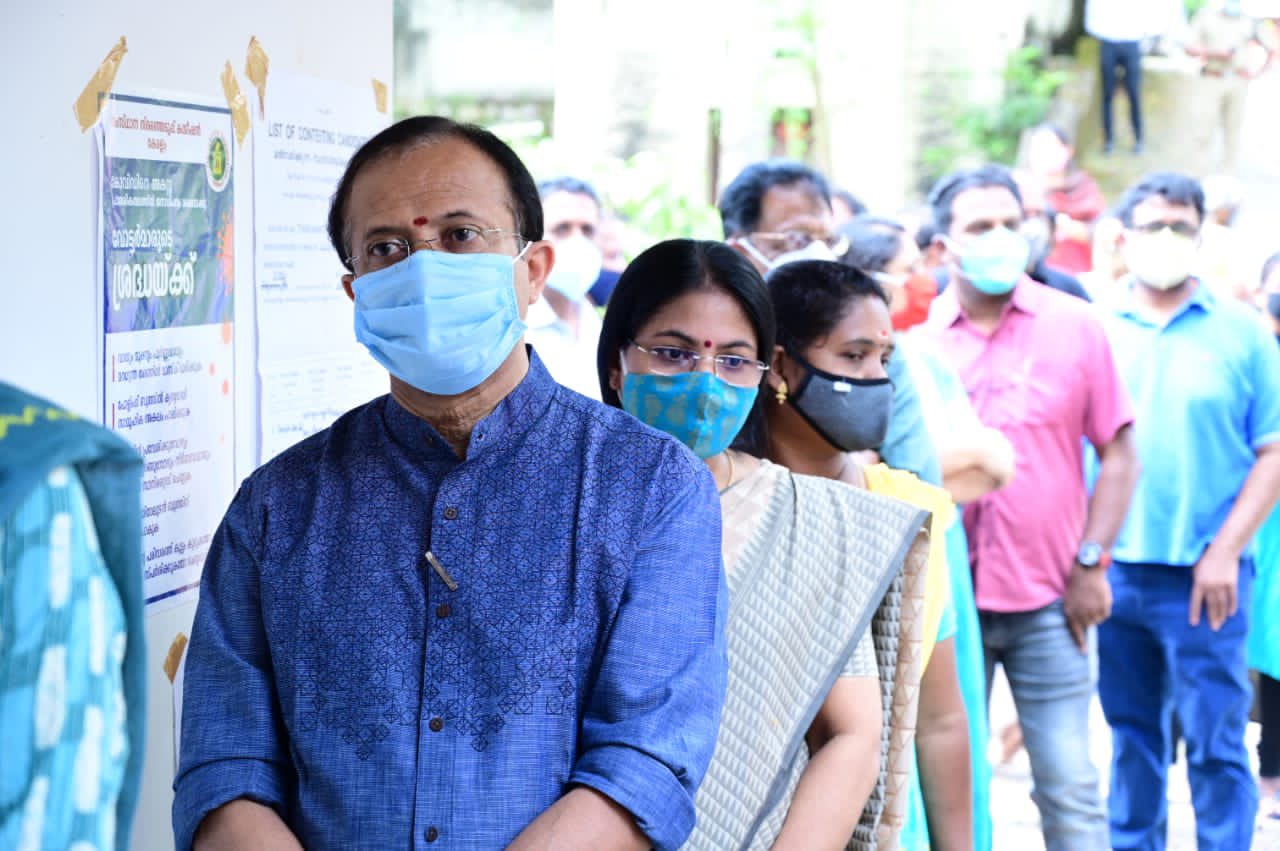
[1076,541,1111,571]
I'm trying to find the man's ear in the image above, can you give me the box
[523,240,554,306]
[926,235,950,269]
[342,273,355,302]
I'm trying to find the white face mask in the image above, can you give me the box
[1124,227,1198,291]
[545,235,603,301]
[740,236,836,272]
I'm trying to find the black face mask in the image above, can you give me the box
[787,351,894,453]
[1267,292,1280,323]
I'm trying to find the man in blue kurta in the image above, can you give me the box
[172,116,729,851]
[1096,172,1280,851]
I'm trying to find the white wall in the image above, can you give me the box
[0,4,391,849]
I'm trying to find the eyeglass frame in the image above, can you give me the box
[344,227,528,271]
[624,341,771,387]
[1128,221,1199,238]
[745,229,850,258]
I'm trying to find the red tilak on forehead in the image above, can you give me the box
[704,340,714,348]
[412,216,429,226]
[878,330,891,339]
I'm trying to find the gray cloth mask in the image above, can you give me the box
[788,352,894,452]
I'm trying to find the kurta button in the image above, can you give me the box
[436,603,450,618]
[429,716,444,732]
[425,826,439,842]
[443,506,458,520]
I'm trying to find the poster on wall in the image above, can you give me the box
[98,91,236,612]
[253,72,388,464]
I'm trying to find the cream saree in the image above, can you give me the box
[687,461,930,851]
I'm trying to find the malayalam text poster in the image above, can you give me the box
[99,92,236,612]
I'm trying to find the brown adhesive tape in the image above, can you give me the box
[372,78,388,115]
[74,36,128,132]
[245,36,270,116]
[221,61,251,146]
[163,632,188,683]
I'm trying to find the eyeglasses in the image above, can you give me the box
[747,230,850,258]
[627,342,769,388]
[1130,221,1198,238]
[346,226,526,270]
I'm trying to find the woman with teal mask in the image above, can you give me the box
[598,239,931,850]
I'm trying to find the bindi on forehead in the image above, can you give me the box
[412,216,429,226]
[704,340,714,348]
[877,330,890,339]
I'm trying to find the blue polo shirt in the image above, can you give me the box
[1102,282,1280,566]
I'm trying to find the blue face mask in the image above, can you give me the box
[620,371,757,459]
[352,247,528,396]
[950,227,1030,296]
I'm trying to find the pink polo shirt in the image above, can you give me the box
[921,279,1133,613]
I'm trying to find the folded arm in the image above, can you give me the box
[937,426,1015,504]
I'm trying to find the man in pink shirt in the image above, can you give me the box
[921,164,1140,851]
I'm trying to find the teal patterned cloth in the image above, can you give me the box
[0,383,145,851]
[1,467,129,850]
[620,371,757,459]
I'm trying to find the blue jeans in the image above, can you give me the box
[981,601,1109,850]
[1099,561,1257,851]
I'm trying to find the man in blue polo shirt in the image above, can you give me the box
[1097,172,1280,851]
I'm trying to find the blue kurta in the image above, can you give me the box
[173,354,729,850]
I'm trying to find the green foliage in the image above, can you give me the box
[507,137,722,254]
[964,46,1069,163]
[923,45,1069,181]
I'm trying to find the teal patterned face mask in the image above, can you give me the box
[620,371,758,458]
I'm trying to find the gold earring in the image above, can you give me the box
[775,379,789,405]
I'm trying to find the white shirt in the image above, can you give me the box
[1086,0,1185,42]
[525,298,603,400]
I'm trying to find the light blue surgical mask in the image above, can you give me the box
[947,227,1030,296]
[620,370,757,459]
[352,246,529,396]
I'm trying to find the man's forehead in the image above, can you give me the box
[951,185,1021,224]
[1130,195,1199,225]
[542,190,600,223]
[759,182,831,228]
[349,138,514,224]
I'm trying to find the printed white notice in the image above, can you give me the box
[99,91,237,612]
[253,73,387,464]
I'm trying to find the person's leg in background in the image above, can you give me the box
[1171,560,1258,849]
[1189,75,1226,168]
[1099,39,1120,153]
[1001,601,1109,851]
[1220,79,1248,174]
[1118,40,1144,151]
[1098,563,1174,851]
[980,610,1004,705]
[1260,672,1280,815]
